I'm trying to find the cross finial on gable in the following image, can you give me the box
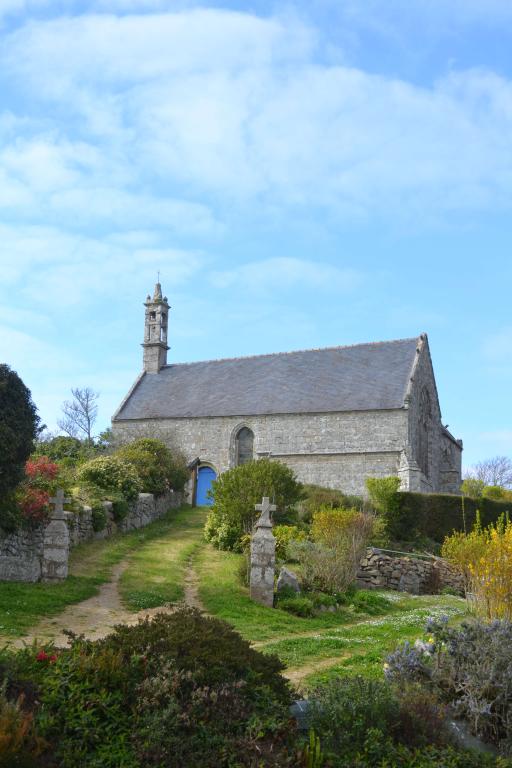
[49,488,71,520]
[255,496,276,529]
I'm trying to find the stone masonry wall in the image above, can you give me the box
[0,490,182,583]
[112,409,409,496]
[406,338,462,494]
[357,547,464,595]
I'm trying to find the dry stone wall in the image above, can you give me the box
[357,547,464,595]
[0,490,182,583]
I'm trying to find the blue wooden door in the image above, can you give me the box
[196,466,216,506]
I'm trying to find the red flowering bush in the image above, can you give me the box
[16,456,60,525]
[25,457,59,481]
[18,488,51,523]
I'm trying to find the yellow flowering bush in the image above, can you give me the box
[442,514,512,619]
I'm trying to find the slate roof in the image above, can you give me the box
[114,337,421,420]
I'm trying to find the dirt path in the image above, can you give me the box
[11,560,176,648]
[284,654,350,688]
[9,553,209,649]
[183,556,206,611]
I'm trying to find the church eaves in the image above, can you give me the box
[113,337,421,421]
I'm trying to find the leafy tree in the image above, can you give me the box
[33,435,83,461]
[461,477,485,498]
[117,438,188,495]
[0,364,39,501]
[204,458,303,550]
[58,387,99,444]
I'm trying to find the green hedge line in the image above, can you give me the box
[395,492,512,542]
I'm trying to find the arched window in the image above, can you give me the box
[236,427,254,465]
[418,388,431,478]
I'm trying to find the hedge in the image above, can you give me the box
[394,492,512,542]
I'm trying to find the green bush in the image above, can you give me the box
[274,524,307,560]
[277,596,314,617]
[306,676,500,768]
[116,438,188,495]
[307,676,401,761]
[45,609,291,766]
[396,492,512,543]
[365,476,512,543]
[299,484,365,521]
[365,476,402,537]
[77,456,141,501]
[204,459,303,551]
[0,609,294,767]
[91,504,107,532]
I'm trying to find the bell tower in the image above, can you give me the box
[142,282,169,374]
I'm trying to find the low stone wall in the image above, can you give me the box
[357,547,464,595]
[0,491,183,582]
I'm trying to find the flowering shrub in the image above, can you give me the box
[25,457,59,482]
[13,455,61,525]
[442,514,512,619]
[116,438,188,495]
[292,507,374,594]
[77,456,142,501]
[273,524,306,560]
[386,616,512,755]
[17,487,50,524]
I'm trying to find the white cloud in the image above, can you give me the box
[2,9,511,220]
[211,257,363,293]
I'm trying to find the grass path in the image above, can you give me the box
[0,505,207,645]
[0,507,468,692]
[194,543,467,690]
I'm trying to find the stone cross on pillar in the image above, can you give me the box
[254,496,276,528]
[250,496,277,608]
[42,488,71,582]
[49,489,70,520]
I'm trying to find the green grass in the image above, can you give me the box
[0,504,199,637]
[196,545,399,642]
[0,576,101,637]
[195,544,468,686]
[262,596,466,683]
[119,505,207,609]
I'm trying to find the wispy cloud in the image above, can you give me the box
[1,9,511,222]
[211,257,363,293]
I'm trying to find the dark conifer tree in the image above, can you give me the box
[0,364,39,500]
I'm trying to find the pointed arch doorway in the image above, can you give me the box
[196,465,217,506]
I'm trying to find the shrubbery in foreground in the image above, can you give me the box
[0,608,294,767]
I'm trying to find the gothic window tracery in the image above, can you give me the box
[418,388,431,478]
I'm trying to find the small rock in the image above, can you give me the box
[276,567,301,594]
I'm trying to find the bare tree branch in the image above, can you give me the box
[58,387,99,444]
[467,456,512,489]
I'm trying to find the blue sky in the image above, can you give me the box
[0,0,511,469]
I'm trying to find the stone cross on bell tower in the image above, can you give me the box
[142,281,170,374]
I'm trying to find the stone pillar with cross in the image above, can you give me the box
[41,489,71,581]
[250,496,276,607]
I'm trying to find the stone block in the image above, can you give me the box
[277,567,300,594]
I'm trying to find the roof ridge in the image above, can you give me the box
[163,336,421,368]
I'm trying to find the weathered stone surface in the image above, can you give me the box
[0,556,41,582]
[0,490,183,583]
[41,518,70,582]
[113,317,462,498]
[250,498,276,608]
[277,567,300,594]
[357,547,464,595]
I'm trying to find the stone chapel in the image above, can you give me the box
[111,283,462,504]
